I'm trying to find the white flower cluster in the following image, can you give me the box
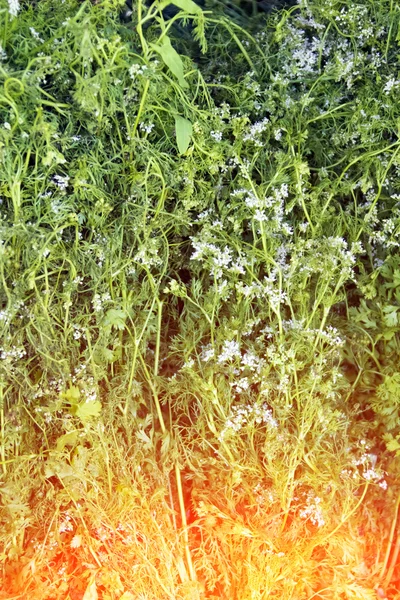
[59,513,74,533]
[30,27,44,42]
[210,130,223,142]
[52,175,70,190]
[219,402,278,442]
[279,24,319,79]
[72,324,84,340]
[81,377,98,403]
[199,343,215,362]
[383,77,400,95]
[217,339,241,364]
[241,350,264,374]
[299,493,325,527]
[0,346,26,371]
[134,238,163,268]
[253,482,275,505]
[92,291,112,312]
[242,118,269,146]
[139,122,154,134]
[7,0,20,18]
[232,377,250,393]
[129,63,148,80]
[236,272,288,312]
[314,325,345,348]
[190,238,248,280]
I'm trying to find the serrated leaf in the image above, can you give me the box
[382,305,398,327]
[119,593,135,600]
[386,437,400,453]
[72,401,102,423]
[45,460,75,479]
[102,309,127,331]
[60,385,81,403]
[102,347,115,362]
[175,116,192,154]
[136,429,152,445]
[160,430,171,458]
[56,431,79,452]
[83,578,98,600]
[150,37,188,88]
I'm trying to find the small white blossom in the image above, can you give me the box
[299,494,325,527]
[7,0,20,18]
[200,344,215,362]
[52,175,70,190]
[129,63,146,80]
[29,27,44,42]
[70,535,82,548]
[139,122,154,134]
[217,340,241,364]
[210,130,223,142]
[383,77,400,95]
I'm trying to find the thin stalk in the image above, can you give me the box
[384,528,400,588]
[137,352,166,435]
[131,78,150,142]
[0,384,6,475]
[379,490,400,584]
[313,482,369,549]
[175,462,196,583]
[154,299,163,378]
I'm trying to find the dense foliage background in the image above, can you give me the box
[0,0,399,598]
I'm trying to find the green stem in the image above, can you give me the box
[175,462,196,582]
[131,78,150,141]
[379,490,400,584]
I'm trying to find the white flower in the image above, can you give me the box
[3,122,11,130]
[139,122,154,134]
[129,63,145,80]
[200,344,215,362]
[52,175,70,190]
[217,340,241,364]
[299,494,325,527]
[243,118,269,144]
[383,77,400,95]
[210,130,223,142]
[7,0,20,18]
[29,27,44,42]
[70,534,82,548]
[182,357,195,369]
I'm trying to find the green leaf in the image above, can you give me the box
[150,37,188,88]
[44,460,74,480]
[83,578,98,600]
[56,431,79,452]
[72,401,102,423]
[175,116,192,154]
[383,305,398,327]
[159,0,203,14]
[102,308,127,331]
[160,430,171,458]
[60,385,81,403]
[102,347,115,362]
[383,433,400,454]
